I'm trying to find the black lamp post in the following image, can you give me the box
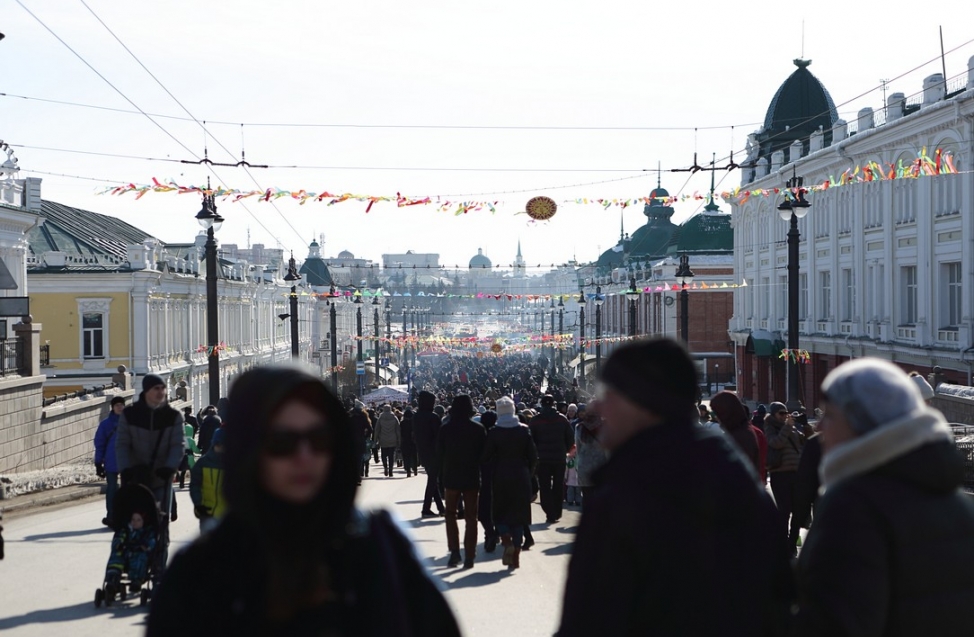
[355,295,364,396]
[558,296,564,374]
[384,299,391,381]
[282,253,301,359]
[329,287,338,393]
[625,277,639,337]
[549,297,556,378]
[778,171,811,409]
[195,191,224,406]
[595,285,604,377]
[578,289,587,386]
[372,296,380,385]
[676,253,694,345]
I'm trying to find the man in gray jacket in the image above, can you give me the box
[375,404,402,477]
[116,373,184,580]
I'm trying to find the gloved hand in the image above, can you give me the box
[95,463,106,478]
[155,467,175,481]
[193,505,210,519]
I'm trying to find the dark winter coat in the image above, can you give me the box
[400,413,417,454]
[94,411,121,474]
[557,420,793,637]
[413,410,442,468]
[528,407,574,463]
[435,415,486,491]
[148,367,459,637]
[790,433,821,532]
[795,411,974,637]
[116,397,185,490]
[197,414,222,455]
[483,420,538,527]
[765,417,804,473]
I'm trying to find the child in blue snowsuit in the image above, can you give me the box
[105,510,156,594]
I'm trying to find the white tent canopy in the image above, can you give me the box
[362,385,410,405]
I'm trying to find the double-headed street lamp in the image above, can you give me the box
[778,171,812,409]
[195,192,224,406]
[625,277,640,337]
[549,297,556,378]
[557,296,565,374]
[355,295,364,396]
[281,253,301,359]
[676,253,694,345]
[328,286,338,393]
[594,285,604,377]
[578,289,587,386]
[372,296,381,385]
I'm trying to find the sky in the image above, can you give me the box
[3,1,972,272]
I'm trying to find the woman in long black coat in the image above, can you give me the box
[147,367,459,637]
[483,396,538,569]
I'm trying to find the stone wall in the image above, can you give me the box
[0,375,46,473]
[0,381,191,474]
[932,383,974,426]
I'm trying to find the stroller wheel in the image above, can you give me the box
[94,588,104,608]
[140,589,149,606]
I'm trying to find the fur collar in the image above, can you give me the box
[820,408,952,491]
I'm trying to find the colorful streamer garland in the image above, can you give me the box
[101,148,958,215]
[195,341,230,357]
[779,348,811,364]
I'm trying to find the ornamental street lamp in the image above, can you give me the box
[578,289,587,386]
[373,296,380,385]
[385,299,392,380]
[355,296,364,397]
[558,296,565,374]
[676,253,694,345]
[328,286,338,393]
[195,191,224,406]
[595,285,604,377]
[625,277,640,337]
[778,171,812,409]
[549,297,556,378]
[282,253,301,359]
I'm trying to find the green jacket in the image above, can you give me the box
[189,450,227,519]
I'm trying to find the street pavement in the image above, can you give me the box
[1,462,578,636]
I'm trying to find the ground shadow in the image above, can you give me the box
[541,543,573,556]
[21,527,108,542]
[441,569,514,589]
[0,599,146,630]
[555,525,578,534]
[394,500,425,505]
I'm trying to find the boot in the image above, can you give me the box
[510,547,521,570]
[463,550,475,569]
[447,550,462,567]
[500,534,514,566]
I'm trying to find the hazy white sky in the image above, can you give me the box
[3,1,971,270]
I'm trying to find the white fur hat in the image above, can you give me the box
[911,374,936,401]
[495,396,516,416]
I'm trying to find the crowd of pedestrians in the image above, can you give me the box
[78,336,974,635]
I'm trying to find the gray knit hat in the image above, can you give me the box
[821,358,925,433]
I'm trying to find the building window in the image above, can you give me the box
[901,266,918,325]
[819,271,831,319]
[778,275,787,320]
[941,262,962,328]
[798,273,808,319]
[82,313,104,359]
[762,277,770,319]
[78,298,112,362]
[842,269,855,321]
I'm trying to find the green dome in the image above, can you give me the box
[469,248,491,269]
[667,212,733,255]
[299,258,333,287]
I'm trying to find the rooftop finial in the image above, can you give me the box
[704,153,720,214]
[794,58,812,69]
[657,160,662,188]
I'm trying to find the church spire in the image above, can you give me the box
[517,239,522,259]
[704,153,720,214]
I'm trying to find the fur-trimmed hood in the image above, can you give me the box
[820,407,959,492]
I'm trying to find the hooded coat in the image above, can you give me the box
[795,410,974,636]
[558,418,793,637]
[710,391,762,481]
[413,391,441,468]
[374,406,401,448]
[147,367,459,637]
[483,416,537,527]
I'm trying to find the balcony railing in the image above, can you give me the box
[897,326,917,341]
[938,329,960,343]
[0,338,24,377]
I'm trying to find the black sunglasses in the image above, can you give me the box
[263,426,332,457]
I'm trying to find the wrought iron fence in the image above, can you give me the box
[0,338,23,376]
[39,343,50,367]
[957,440,974,493]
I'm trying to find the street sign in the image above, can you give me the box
[0,297,29,317]
[356,361,365,375]
[381,357,389,367]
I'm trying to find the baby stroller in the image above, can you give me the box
[94,483,163,608]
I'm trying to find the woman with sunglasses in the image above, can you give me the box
[147,367,460,637]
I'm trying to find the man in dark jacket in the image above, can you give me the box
[795,358,974,636]
[198,413,222,455]
[435,394,487,568]
[116,373,185,581]
[413,390,445,517]
[558,339,792,637]
[529,394,574,523]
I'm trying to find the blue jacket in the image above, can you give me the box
[94,412,120,473]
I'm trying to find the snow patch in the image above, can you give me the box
[936,383,974,400]
[0,459,98,497]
